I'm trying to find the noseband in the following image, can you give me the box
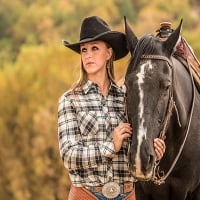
[140,54,195,185]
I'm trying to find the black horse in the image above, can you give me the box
[124,18,200,200]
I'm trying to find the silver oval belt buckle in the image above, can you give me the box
[102,182,120,199]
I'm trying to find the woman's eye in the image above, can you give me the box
[92,46,99,51]
[81,48,87,53]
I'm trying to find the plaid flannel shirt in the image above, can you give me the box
[58,80,135,187]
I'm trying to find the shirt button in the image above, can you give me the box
[103,106,108,112]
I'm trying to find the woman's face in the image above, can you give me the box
[80,40,112,77]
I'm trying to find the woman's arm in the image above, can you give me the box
[58,95,116,170]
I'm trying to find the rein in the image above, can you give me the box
[141,54,196,185]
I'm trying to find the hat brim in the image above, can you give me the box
[62,31,128,60]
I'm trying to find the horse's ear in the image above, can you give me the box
[163,19,183,55]
[124,16,138,55]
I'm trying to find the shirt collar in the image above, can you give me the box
[82,80,97,94]
[82,80,125,95]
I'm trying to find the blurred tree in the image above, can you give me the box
[0,43,79,199]
[0,0,25,64]
[115,0,136,23]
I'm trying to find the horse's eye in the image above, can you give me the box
[160,80,171,90]
[165,84,170,91]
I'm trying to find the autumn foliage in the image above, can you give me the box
[0,0,200,199]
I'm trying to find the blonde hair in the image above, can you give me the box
[71,43,116,93]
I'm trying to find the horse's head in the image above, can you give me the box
[124,17,183,180]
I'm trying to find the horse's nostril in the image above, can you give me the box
[145,154,154,171]
[149,154,154,166]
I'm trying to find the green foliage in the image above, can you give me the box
[0,0,200,199]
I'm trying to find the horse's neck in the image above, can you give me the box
[172,57,193,127]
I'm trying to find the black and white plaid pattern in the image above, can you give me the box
[58,80,135,187]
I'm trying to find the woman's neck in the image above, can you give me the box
[89,74,110,96]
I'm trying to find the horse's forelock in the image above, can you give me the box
[134,35,158,58]
[127,35,157,75]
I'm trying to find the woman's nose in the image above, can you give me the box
[85,50,92,58]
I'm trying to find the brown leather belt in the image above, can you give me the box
[88,182,134,194]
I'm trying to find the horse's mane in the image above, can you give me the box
[126,34,158,75]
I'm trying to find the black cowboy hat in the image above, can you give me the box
[62,16,128,60]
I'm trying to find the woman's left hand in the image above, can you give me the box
[154,138,166,160]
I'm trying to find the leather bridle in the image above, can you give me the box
[140,54,196,185]
[141,54,175,141]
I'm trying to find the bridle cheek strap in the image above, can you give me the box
[159,96,175,140]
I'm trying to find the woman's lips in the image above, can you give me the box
[86,62,95,66]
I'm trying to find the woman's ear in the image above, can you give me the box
[107,47,113,60]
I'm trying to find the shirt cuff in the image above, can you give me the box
[99,141,116,158]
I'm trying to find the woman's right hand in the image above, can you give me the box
[112,123,132,152]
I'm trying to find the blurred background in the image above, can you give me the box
[0,0,200,199]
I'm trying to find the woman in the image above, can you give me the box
[58,16,165,200]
